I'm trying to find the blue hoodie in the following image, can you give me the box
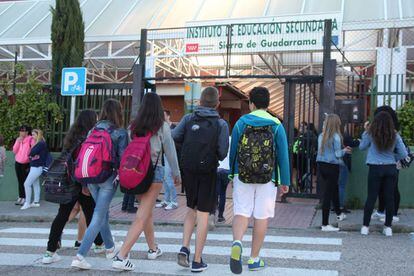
[229,110,290,186]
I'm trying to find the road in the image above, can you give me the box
[0,222,413,275]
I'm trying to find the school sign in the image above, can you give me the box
[185,13,342,55]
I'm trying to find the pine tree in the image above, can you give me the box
[51,0,84,92]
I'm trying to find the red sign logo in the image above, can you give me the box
[186,43,199,53]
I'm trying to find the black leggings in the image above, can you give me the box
[363,165,397,227]
[318,162,341,226]
[378,172,400,216]
[15,162,30,198]
[47,192,103,252]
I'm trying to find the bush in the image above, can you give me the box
[397,101,414,146]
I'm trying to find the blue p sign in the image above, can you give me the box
[61,67,87,96]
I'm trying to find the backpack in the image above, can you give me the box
[73,127,114,184]
[43,143,81,204]
[119,133,160,195]
[237,125,275,184]
[180,114,219,174]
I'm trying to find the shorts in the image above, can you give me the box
[183,171,217,213]
[233,176,277,219]
[153,166,165,183]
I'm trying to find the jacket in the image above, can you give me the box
[229,109,290,186]
[13,136,35,164]
[316,133,345,165]
[29,140,48,167]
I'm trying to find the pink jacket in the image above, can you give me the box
[13,136,35,164]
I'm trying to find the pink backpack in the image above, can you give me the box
[119,132,157,194]
[74,127,114,184]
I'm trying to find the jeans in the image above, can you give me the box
[15,162,30,198]
[363,165,397,227]
[216,169,230,218]
[47,192,103,252]
[162,157,177,204]
[318,162,341,226]
[77,175,117,257]
[24,166,42,204]
[338,164,349,208]
[122,194,135,211]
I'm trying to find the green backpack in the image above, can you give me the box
[237,125,275,184]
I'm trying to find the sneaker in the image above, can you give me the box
[30,202,40,208]
[371,211,385,219]
[337,213,347,221]
[127,207,138,214]
[321,225,339,232]
[247,258,266,271]
[155,201,167,208]
[341,208,351,214]
[74,241,81,249]
[230,240,243,274]
[147,247,163,260]
[361,226,369,235]
[191,259,208,273]
[383,227,393,237]
[112,256,135,271]
[217,216,226,224]
[71,256,91,270]
[15,198,22,205]
[20,204,31,210]
[42,251,61,264]
[93,244,105,254]
[380,216,399,223]
[106,241,123,259]
[177,246,190,268]
[165,202,178,210]
[208,215,215,231]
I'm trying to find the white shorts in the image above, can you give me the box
[232,176,277,219]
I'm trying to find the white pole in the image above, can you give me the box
[70,96,76,126]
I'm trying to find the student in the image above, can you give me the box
[42,110,104,264]
[172,87,229,273]
[228,87,290,274]
[0,135,5,178]
[316,114,350,232]
[21,129,49,210]
[360,111,407,237]
[216,135,231,223]
[71,99,128,270]
[13,125,35,205]
[112,93,181,271]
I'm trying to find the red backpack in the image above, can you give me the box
[119,132,159,195]
[74,127,114,184]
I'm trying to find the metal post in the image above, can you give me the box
[131,28,148,119]
[283,79,296,191]
[12,51,17,94]
[70,96,76,125]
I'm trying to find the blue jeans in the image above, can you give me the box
[216,169,230,217]
[78,175,117,257]
[338,164,349,208]
[162,157,177,204]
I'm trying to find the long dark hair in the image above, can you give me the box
[369,111,396,151]
[132,93,164,137]
[374,105,399,131]
[99,99,124,128]
[63,109,97,150]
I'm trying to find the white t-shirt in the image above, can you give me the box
[218,137,231,170]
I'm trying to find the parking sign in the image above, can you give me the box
[61,67,87,96]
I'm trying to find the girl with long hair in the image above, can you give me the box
[316,114,351,232]
[42,109,105,264]
[21,129,49,210]
[112,92,181,271]
[71,99,129,270]
[360,111,408,237]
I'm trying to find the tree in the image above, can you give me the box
[51,0,84,92]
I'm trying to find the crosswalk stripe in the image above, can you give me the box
[0,227,342,245]
[0,253,339,276]
[0,237,341,261]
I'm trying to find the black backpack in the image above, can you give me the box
[43,142,82,204]
[237,125,275,184]
[180,114,219,174]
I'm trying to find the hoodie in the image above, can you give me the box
[13,135,35,164]
[172,106,229,162]
[229,109,290,186]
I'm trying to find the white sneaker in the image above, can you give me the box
[112,256,135,271]
[147,247,163,260]
[71,256,91,270]
[371,211,385,219]
[93,244,105,254]
[321,225,339,232]
[42,251,61,264]
[361,226,369,235]
[20,204,31,210]
[155,201,167,208]
[30,202,40,208]
[106,241,123,259]
[15,198,23,205]
[380,216,399,223]
[383,227,393,237]
[337,213,347,221]
[165,202,178,210]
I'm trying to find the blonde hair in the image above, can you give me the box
[320,114,342,154]
[32,129,45,144]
